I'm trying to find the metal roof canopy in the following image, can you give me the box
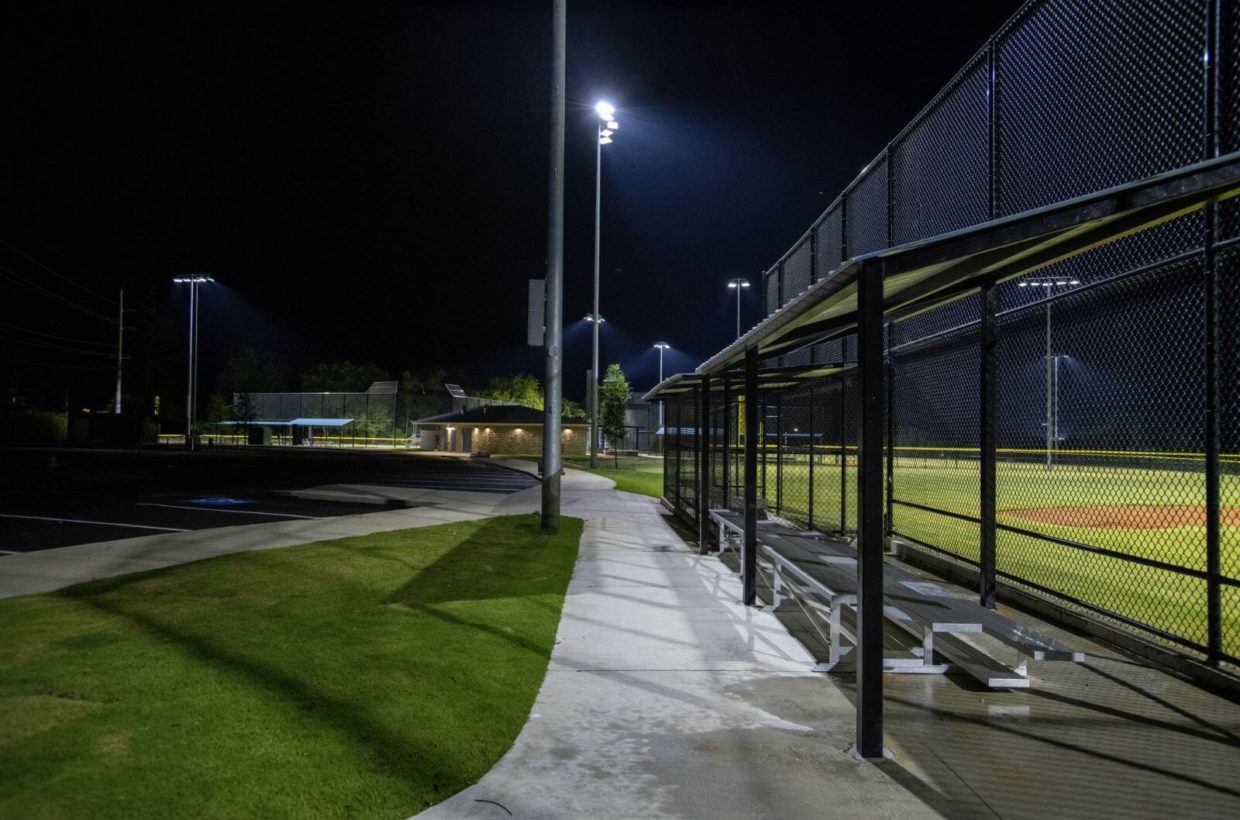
[644,363,854,401]
[697,152,1240,375]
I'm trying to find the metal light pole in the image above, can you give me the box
[1019,275,1077,471]
[173,275,214,451]
[540,0,566,531]
[114,289,124,414]
[654,342,670,442]
[727,278,750,339]
[590,101,618,468]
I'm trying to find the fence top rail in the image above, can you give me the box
[695,151,1240,376]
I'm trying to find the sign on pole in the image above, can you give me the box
[528,279,546,346]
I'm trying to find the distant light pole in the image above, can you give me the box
[590,100,619,468]
[653,342,670,441]
[173,275,215,451]
[727,278,750,339]
[114,289,124,414]
[1019,275,1078,470]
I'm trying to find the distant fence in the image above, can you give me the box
[204,389,400,447]
[663,0,1240,670]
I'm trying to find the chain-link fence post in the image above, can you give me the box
[699,376,712,553]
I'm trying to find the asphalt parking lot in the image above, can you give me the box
[0,447,537,554]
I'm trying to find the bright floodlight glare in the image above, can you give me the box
[585,314,605,323]
[172,275,214,283]
[654,342,671,350]
[607,120,619,129]
[595,101,615,119]
[599,136,613,145]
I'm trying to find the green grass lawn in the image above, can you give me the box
[565,456,664,498]
[741,455,1239,653]
[0,514,583,819]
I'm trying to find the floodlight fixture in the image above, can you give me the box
[585,314,605,323]
[173,275,215,284]
[653,342,671,350]
[1019,275,1077,288]
[607,120,619,130]
[595,101,615,120]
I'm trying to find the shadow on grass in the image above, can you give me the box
[385,515,575,608]
[63,588,452,787]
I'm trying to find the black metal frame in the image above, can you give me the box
[649,0,1240,758]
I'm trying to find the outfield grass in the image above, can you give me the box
[0,515,583,819]
[746,454,1240,652]
[565,456,664,498]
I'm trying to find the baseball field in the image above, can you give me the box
[733,447,1240,656]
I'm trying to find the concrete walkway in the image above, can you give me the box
[420,468,933,819]
[0,474,529,600]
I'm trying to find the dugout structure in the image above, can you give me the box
[650,0,1240,757]
[217,381,400,447]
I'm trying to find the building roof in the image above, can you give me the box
[413,404,587,426]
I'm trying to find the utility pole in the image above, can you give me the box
[540,0,566,531]
[114,289,124,414]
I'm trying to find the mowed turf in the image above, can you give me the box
[566,457,664,498]
[748,456,1239,652]
[0,514,583,819]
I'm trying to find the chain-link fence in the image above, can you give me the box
[659,0,1240,671]
[202,390,400,447]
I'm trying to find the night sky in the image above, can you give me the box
[1,1,1020,406]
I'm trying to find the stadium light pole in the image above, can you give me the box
[172,275,215,451]
[654,342,670,440]
[590,100,618,469]
[1019,275,1078,470]
[727,278,750,338]
[541,0,566,531]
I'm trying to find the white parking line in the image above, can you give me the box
[0,549,21,555]
[137,503,322,520]
[0,513,188,532]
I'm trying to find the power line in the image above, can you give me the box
[0,329,118,357]
[0,355,117,370]
[0,320,115,348]
[0,264,117,324]
[0,238,117,306]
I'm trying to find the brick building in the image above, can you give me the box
[414,405,589,456]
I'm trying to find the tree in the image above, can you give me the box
[479,373,543,409]
[216,347,285,397]
[600,363,631,467]
[562,398,587,419]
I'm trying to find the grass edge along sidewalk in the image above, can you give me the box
[564,456,663,498]
[0,514,583,819]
